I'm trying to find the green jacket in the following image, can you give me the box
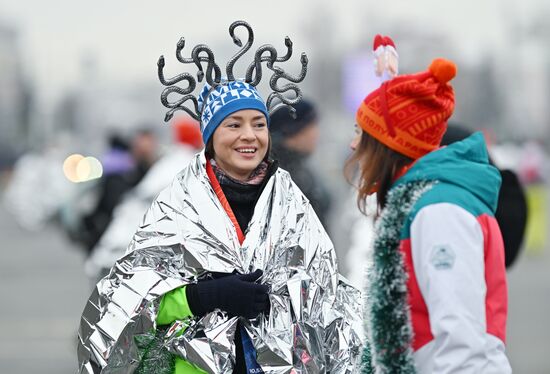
[156,287,207,374]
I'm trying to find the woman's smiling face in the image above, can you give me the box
[212,109,269,181]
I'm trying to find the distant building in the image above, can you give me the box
[0,23,31,164]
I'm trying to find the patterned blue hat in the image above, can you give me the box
[197,81,269,144]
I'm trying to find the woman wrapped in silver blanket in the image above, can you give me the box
[77,20,362,374]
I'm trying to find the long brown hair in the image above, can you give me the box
[345,131,413,213]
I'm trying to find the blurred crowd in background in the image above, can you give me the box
[0,0,549,373]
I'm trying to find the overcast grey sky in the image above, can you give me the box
[0,0,546,107]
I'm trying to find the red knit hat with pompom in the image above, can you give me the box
[172,116,203,149]
[356,58,457,159]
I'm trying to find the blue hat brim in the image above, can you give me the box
[202,98,269,144]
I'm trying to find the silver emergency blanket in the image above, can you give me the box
[77,151,363,373]
[85,145,198,282]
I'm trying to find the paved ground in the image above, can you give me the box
[0,204,90,373]
[507,247,550,373]
[0,202,548,373]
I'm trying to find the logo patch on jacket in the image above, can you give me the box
[430,245,455,270]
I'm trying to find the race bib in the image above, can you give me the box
[240,325,264,374]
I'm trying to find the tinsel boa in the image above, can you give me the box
[362,181,434,374]
[135,326,176,374]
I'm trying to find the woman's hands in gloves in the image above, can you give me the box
[186,269,270,319]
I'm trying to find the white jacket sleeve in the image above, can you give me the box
[410,203,489,373]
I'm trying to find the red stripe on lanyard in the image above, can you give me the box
[206,159,246,245]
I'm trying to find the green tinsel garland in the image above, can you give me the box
[362,181,434,374]
[135,326,176,374]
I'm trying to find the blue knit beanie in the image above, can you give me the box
[197,81,269,144]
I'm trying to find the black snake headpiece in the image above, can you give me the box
[157,20,308,122]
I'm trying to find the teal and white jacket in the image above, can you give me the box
[365,132,511,373]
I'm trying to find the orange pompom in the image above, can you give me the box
[429,58,457,84]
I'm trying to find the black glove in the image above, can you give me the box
[186,269,270,319]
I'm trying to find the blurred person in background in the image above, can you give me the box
[348,56,511,372]
[128,128,160,183]
[77,21,362,374]
[2,139,75,231]
[269,99,332,229]
[78,129,159,254]
[442,124,528,268]
[84,117,203,283]
[517,140,548,254]
[99,133,134,176]
[0,144,18,190]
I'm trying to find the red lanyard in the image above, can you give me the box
[205,160,246,245]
